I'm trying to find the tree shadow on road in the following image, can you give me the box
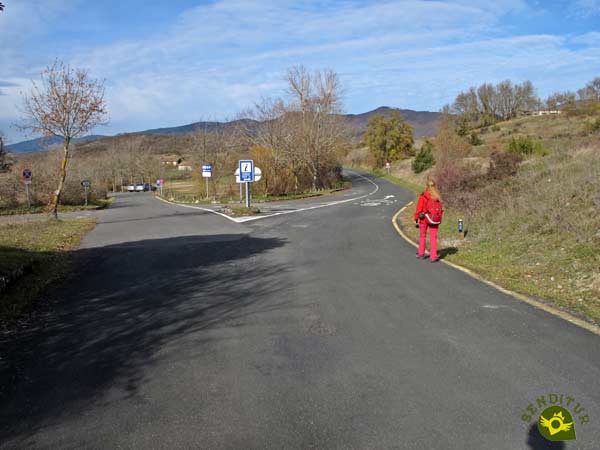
[0,233,288,448]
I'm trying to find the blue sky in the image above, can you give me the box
[1,0,599,142]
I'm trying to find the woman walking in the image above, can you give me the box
[414,179,443,262]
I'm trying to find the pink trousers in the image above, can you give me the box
[418,222,438,261]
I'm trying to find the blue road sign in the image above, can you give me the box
[239,160,254,182]
[156,179,162,187]
[22,169,32,179]
[202,164,212,178]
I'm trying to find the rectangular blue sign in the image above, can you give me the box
[239,160,254,182]
[202,164,212,173]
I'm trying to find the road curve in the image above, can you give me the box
[1,172,599,450]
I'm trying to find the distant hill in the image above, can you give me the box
[342,106,440,138]
[6,135,107,154]
[134,118,260,136]
[137,108,440,139]
[6,107,440,153]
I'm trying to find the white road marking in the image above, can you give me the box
[157,171,380,224]
[359,197,396,207]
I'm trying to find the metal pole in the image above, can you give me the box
[245,182,250,208]
[240,183,243,203]
[84,186,89,207]
[206,177,209,199]
[25,183,31,208]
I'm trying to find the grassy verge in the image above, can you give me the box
[0,198,113,216]
[224,206,261,217]
[0,218,96,326]
[372,169,422,194]
[161,183,352,205]
[383,170,600,326]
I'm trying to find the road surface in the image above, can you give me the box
[1,172,599,450]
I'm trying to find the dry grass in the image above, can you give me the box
[0,218,96,325]
[473,114,599,157]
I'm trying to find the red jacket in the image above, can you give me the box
[414,191,437,224]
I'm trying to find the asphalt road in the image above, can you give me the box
[1,172,599,450]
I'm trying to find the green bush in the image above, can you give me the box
[412,141,436,174]
[491,125,501,132]
[507,136,548,156]
[584,117,600,134]
[487,151,523,180]
[468,132,483,146]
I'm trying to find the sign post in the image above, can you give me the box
[202,164,212,199]
[239,160,254,208]
[235,165,261,207]
[81,180,91,207]
[386,161,391,175]
[22,169,32,208]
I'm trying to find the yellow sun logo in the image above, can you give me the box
[540,411,573,436]
[538,407,576,441]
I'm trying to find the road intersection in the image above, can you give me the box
[1,172,598,450]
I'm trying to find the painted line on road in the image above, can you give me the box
[155,196,242,222]
[157,171,380,224]
[391,204,600,336]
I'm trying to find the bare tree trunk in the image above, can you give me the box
[50,137,70,219]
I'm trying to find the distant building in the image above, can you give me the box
[523,110,562,116]
[159,155,183,166]
[177,164,193,171]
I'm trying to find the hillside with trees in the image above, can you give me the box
[5,107,440,154]
[1,65,361,210]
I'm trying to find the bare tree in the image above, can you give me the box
[190,121,238,199]
[452,79,539,130]
[239,66,347,194]
[19,61,108,218]
[578,77,600,102]
[286,66,346,191]
[0,3,5,12]
[545,91,577,111]
[0,131,11,172]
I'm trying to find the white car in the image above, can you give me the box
[127,183,150,192]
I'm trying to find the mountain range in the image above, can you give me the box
[6,107,440,153]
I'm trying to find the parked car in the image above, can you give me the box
[135,183,150,192]
[127,183,136,192]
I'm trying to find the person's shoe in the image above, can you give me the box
[430,258,440,263]
[416,253,428,259]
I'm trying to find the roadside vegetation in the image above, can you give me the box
[162,174,350,204]
[348,76,600,324]
[1,65,350,215]
[0,218,96,326]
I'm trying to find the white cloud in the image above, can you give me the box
[66,0,529,122]
[1,0,599,141]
